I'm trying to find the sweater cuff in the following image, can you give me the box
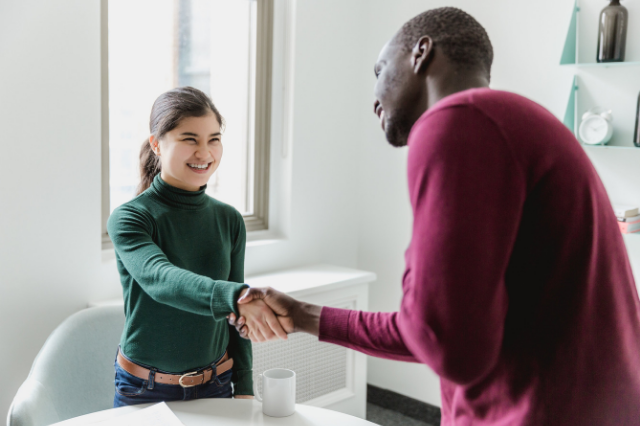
[233,370,254,396]
[210,281,249,321]
[319,306,351,344]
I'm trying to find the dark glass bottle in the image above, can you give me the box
[634,92,640,147]
[597,0,628,63]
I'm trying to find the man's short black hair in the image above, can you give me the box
[395,7,493,78]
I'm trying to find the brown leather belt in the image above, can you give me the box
[117,350,234,388]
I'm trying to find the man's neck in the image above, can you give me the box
[426,73,490,109]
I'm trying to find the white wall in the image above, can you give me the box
[358,0,640,408]
[0,0,367,417]
[3,0,639,418]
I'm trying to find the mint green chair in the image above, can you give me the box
[7,305,125,426]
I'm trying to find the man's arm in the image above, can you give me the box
[235,106,525,384]
[233,288,419,363]
[391,106,524,384]
[315,107,523,383]
[319,308,419,362]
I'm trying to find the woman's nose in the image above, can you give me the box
[194,143,209,158]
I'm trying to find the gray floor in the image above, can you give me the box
[366,403,434,426]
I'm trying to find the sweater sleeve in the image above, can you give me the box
[224,213,254,396]
[320,106,525,385]
[107,204,247,320]
[319,308,420,363]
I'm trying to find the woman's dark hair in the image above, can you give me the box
[136,86,225,195]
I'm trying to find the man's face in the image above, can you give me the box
[373,40,425,147]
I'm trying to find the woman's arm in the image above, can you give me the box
[107,204,246,319]
[225,214,254,396]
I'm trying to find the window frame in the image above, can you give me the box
[100,0,274,250]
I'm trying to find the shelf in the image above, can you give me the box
[560,1,579,65]
[563,76,639,149]
[560,0,639,149]
[582,145,639,150]
[562,61,640,68]
[563,76,578,134]
[560,0,639,66]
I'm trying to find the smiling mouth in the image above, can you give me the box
[187,162,211,171]
[374,100,382,118]
[374,101,385,131]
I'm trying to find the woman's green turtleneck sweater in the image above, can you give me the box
[107,174,252,395]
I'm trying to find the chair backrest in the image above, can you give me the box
[7,305,125,426]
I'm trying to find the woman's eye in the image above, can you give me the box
[183,138,197,143]
[209,138,221,144]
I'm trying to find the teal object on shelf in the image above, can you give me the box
[563,76,578,134]
[560,0,579,65]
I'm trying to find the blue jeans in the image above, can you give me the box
[114,349,233,407]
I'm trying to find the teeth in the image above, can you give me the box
[188,163,208,169]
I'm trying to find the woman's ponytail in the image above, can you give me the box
[136,139,161,196]
[134,87,224,196]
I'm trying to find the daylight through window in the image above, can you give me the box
[104,0,271,248]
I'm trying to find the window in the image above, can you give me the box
[101,0,273,250]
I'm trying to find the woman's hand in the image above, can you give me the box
[235,395,254,399]
[227,312,249,338]
[236,289,288,342]
[229,287,307,341]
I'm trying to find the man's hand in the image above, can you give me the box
[236,289,288,342]
[228,287,322,342]
[234,395,254,400]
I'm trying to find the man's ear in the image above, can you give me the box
[412,36,435,74]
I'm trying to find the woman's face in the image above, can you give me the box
[151,112,223,192]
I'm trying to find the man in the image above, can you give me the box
[231,7,640,425]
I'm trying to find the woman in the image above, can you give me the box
[107,86,285,407]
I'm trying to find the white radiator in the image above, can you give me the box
[252,331,350,405]
[245,264,374,418]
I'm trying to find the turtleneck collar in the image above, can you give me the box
[148,174,208,210]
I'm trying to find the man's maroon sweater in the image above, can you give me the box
[320,89,640,425]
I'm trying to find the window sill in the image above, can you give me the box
[246,229,287,247]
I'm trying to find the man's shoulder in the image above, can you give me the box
[408,89,512,144]
[424,88,536,120]
[411,88,562,145]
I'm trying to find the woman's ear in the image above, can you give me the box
[412,36,435,74]
[149,135,160,156]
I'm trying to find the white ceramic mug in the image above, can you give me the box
[253,368,296,417]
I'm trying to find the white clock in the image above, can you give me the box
[579,108,614,145]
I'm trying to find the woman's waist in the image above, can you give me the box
[117,344,229,375]
[120,326,229,373]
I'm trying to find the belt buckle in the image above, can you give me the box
[179,371,203,388]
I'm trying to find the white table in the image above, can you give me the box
[51,399,380,426]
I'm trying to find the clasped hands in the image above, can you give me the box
[228,287,322,343]
[228,287,296,343]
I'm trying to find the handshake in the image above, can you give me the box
[227,287,321,343]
